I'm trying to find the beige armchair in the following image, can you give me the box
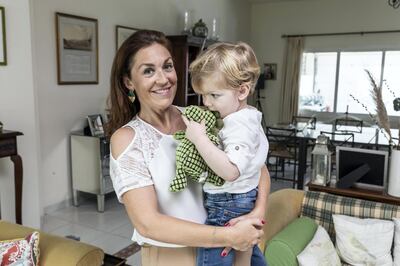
[0,220,104,266]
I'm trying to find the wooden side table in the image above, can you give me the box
[307,182,400,205]
[0,130,23,224]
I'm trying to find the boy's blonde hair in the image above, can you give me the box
[189,42,260,94]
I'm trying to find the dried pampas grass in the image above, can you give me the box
[366,70,392,144]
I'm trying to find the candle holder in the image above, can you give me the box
[182,10,193,35]
[210,18,219,40]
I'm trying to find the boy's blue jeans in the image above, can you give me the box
[196,189,267,266]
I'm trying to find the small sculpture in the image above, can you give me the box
[192,19,208,38]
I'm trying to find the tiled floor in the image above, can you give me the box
[41,178,297,266]
[41,194,141,266]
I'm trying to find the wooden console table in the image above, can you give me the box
[0,130,23,224]
[307,182,400,205]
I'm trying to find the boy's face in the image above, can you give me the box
[197,73,241,118]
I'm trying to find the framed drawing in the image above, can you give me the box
[55,12,98,84]
[0,6,7,66]
[264,63,277,80]
[116,25,139,50]
[87,114,104,136]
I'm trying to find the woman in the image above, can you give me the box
[107,29,270,266]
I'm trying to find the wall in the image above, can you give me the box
[0,0,41,227]
[251,0,400,124]
[31,0,251,216]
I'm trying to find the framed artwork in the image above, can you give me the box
[55,12,98,84]
[0,6,7,66]
[87,114,104,136]
[116,25,139,50]
[264,63,277,80]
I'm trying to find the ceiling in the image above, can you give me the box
[247,0,316,3]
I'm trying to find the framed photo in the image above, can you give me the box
[0,6,7,66]
[264,63,277,80]
[87,114,104,136]
[116,25,139,50]
[55,12,98,84]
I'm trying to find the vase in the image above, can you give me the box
[388,149,400,197]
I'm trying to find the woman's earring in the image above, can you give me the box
[128,90,136,103]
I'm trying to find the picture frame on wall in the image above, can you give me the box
[87,114,104,136]
[0,6,7,66]
[116,25,139,50]
[55,12,98,84]
[264,63,277,80]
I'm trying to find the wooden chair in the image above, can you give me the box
[266,127,298,188]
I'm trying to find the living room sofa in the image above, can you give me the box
[0,220,104,265]
[261,188,400,265]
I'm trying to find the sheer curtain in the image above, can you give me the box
[280,37,304,123]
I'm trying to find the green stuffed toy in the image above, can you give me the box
[169,106,225,192]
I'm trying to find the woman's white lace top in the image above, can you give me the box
[110,115,207,247]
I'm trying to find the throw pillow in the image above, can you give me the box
[0,231,40,266]
[264,217,317,266]
[394,218,400,266]
[297,225,341,266]
[333,214,394,266]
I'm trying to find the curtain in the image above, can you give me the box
[280,37,304,123]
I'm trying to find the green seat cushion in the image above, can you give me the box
[264,217,317,266]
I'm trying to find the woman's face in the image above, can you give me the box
[125,43,177,112]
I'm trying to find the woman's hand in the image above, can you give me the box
[225,218,264,252]
[182,116,207,145]
[221,192,267,256]
[227,206,265,227]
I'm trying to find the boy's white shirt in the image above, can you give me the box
[203,107,269,194]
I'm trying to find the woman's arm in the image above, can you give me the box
[250,165,270,220]
[228,165,270,225]
[221,165,270,255]
[122,186,263,250]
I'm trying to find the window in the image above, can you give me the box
[299,51,400,117]
[299,52,336,112]
[336,52,382,113]
[383,51,400,116]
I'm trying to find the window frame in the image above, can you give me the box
[299,49,400,123]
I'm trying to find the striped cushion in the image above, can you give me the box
[301,191,400,240]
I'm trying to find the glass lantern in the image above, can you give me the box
[311,134,332,186]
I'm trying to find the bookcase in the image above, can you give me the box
[167,35,217,107]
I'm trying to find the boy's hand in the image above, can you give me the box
[182,116,208,145]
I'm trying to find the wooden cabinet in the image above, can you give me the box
[167,35,217,106]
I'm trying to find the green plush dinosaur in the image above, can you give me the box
[169,106,225,192]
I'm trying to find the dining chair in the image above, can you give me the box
[292,115,317,130]
[334,118,363,133]
[320,131,355,170]
[266,126,298,188]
